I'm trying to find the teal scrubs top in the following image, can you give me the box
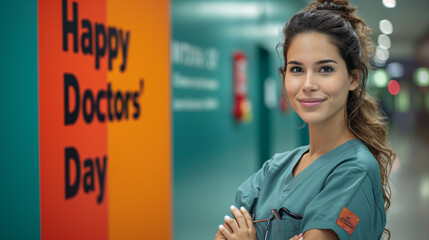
[235,139,386,240]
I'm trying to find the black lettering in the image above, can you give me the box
[341,217,355,230]
[133,92,140,119]
[96,156,107,204]
[62,0,78,52]
[62,1,131,71]
[83,89,95,123]
[95,23,106,69]
[125,92,131,119]
[81,19,93,55]
[83,158,94,193]
[107,83,113,121]
[64,73,80,125]
[133,79,143,119]
[96,90,106,122]
[108,27,118,70]
[114,92,123,120]
[64,76,144,124]
[119,30,130,72]
[65,147,80,199]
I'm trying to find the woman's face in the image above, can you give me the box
[284,32,358,126]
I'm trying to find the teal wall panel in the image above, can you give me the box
[0,1,40,239]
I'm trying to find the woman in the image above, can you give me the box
[215,0,395,239]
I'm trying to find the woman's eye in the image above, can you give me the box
[320,66,334,73]
[290,66,303,73]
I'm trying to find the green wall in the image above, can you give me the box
[172,1,305,239]
[0,1,40,239]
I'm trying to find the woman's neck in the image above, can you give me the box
[306,115,356,159]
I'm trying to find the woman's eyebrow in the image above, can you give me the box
[287,59,338,65]
[287,60,302,65]
[316,59,337,64]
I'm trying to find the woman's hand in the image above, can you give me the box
[217,205,257,240]
[214,218,233,240]
[214,230,227,240]
[289,233,304,240]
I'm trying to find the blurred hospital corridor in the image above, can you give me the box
[387,112,429,239]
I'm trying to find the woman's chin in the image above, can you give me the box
[297,115,324,125]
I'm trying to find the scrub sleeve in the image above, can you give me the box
[235,158,273,214]
[301,162,386,239]
[234,158,275,239]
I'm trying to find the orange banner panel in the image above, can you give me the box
[106,0,171,239]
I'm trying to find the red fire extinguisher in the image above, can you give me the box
[280,94,290,113]
[233,51,252,122]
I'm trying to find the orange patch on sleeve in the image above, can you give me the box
[336,206,360,235]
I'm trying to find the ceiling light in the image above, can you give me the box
[386,62,405,78]
[414,68,429,87]
[379,19,393,35]
[383,0,396,8]
[376,46,390,61]
[378,34,391,49]
[373,70,389,88]
[196,2,262,19]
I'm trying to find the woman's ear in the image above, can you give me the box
[349,69,360,91]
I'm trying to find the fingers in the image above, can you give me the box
[218,225,232,239]
[220,205,258,240]
[229,205,248,228]
[239,206,254,230]
[222,220,234,233]
[224,215,239,233]
[289,233,304,240]
[214,229,227,240]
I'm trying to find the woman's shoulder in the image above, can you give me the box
[344,139,381,174]
[333,139,383,188]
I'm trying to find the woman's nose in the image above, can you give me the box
[302,72,319,92]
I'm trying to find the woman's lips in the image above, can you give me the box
[298,98,326,107]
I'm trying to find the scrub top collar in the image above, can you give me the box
[283,139,361,192]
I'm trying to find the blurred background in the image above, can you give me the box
[172,0,429,239]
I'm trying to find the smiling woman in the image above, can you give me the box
[285,32,359,126]
[215,0,396,240]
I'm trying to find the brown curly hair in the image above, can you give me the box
[278,0,396,238]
